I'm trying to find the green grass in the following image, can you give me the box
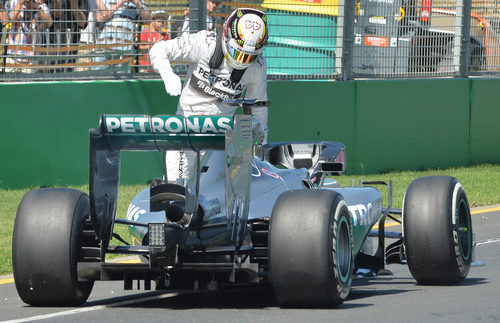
[335,163,500,209]
[1,163,500,276]
[0,188,30,277]
[0,185,146,276]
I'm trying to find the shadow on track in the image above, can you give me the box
[76,277,487,310]
[89,285,372,310]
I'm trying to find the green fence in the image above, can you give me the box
[1,78,499,189]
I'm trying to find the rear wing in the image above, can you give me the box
[93,115,233,151]
[89,114,252,247]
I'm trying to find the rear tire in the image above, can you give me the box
[12,188,94,306]
[403,176,473,285]
[269,190,353,307]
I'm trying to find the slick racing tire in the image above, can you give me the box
[269,190,353,307]
[12,188,94,306]
[403,176,473,285]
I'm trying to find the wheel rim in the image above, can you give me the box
[456,198,472,261]
[334,215,351,283]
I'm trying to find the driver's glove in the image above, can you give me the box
[159,69,182,96]
[149,43,182,96]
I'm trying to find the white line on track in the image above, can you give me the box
[476,238,500,246]
[0,292,179,323]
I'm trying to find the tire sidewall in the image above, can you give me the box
[451,182,472,279]
[328,198,353,301]
[69,192,95,301]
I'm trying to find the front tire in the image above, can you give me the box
[12,188,94,306]
[269,190,353,307]
[403,176,473,285]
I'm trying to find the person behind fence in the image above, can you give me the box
[138,10,167,71]
[47,0,87,72]
[93,0,149,71]
[74,0,97,71]
[1,0,9,71]
[170,0,221,39]
[150,8,269,181]
[0,1,8,29]
[5,0,52,73]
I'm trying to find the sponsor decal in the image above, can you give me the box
[364,36,389,47]
[193,66,244,98]
[348,200,382,226]
[262,166,280,179]
[194,78,232,101]
[368,0,393,4]
[355,34,362,45]
[398,7,406,21]
[390,37,398,47]
[421,0,431,22]
[104,115,233,134]
[368,16,387,25]
[251,162,261,177]
[106,116,150,133]
[197,67,243,91]
[178,149,184,179]
[190,73,242,101]
[245,20,262,31]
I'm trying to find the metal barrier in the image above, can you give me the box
[0,0,499,81]
[349,0,500,78]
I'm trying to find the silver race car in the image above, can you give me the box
[12,100,474,307]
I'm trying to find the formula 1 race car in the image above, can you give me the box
[12,100,474,307]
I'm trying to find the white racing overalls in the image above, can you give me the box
[149,30,268,181]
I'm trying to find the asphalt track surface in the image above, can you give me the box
[1,207,499,323]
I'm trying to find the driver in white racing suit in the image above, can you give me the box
[149,8,269,182]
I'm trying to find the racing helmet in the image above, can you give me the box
[222,8,268,70]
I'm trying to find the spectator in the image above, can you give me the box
[5,0,52,73]
[138,10,168,71]
[48,0,86,45]
[0,1,8,28]
[170,0,221,39]
[150,8,269,181]
[92,0,150,71]
[47,0,87,72]
[1,0,10,72]
[74,0,96,71]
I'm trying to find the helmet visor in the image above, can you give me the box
[226,42,259,66]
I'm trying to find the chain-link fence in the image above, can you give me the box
[349,0,500,78]
[0,0,498,81]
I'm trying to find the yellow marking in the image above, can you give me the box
[372,206,500,229]
[131,235,141,246]
[372,221,400,230]
[471,206,500,215]
[0,277,14,285]
[117,258,142,264]
[398,7,406,21]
